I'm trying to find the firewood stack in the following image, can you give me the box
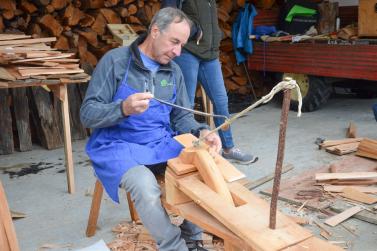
[0,0,258,95]
[0,0,266,154]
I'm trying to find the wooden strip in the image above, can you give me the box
[18,68,83,77]
[0,34,31,41]
[346,122,357,138]
[0,181,20,251]
[0,67,15,81]
[243,164,294,189]
[340,187,377,204]
[0,37,56,46]
[315,172,377,181]
[325,206,363,227]
[323,185,377,194]
[11,53,75,63]
[320,138,363,149]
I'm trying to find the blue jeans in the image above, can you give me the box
[174,51,234,149]
[120,165,202,251]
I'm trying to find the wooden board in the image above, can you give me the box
[325,206,363,227]
[315,172,377,181]
[358,0,377,37]
[323,185,377,194]
[0,181,20,251]
[340,187,377,204]
[178,175,313,251]
[173,134,246,182]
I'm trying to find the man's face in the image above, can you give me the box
[150,20,190,64]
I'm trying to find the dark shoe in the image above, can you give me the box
[222,147,258,165]
[186,240,208,251]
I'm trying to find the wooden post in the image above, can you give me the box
[0,181,20,251]
[60,84,75,193]
[86,180,104,237]
[269,89,291,229]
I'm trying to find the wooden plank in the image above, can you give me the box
[283,236,343,251]
[0,67,16,81]
[11,53,74,63]
[173,134,246,182]
[178,175,313,251]
[0,181,20,251]
[0,34,31,41]
[11,88,32,151]
[330,200,377,225]
[320,138,363,149]
[315,172,377,181]
[0,89,14,154]
[163,201,250,250]
[323,185,377,194]
[193,149,235,205]
[346,122,357,138]
[243,164,294,190]
[325,206,363,227]
[18,68,83,77]
[61,84,75,194]
[340,187,377,204]
[325,142,359,155]
[0,37,56,46]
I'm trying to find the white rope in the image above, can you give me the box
[194,78,302,147]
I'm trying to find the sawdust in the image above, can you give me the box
[107,214,225,251]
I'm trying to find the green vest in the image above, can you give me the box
[181,0,223,60]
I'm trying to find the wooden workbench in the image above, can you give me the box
[0,77,90,194]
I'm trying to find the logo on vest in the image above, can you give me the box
[160,79,173,87]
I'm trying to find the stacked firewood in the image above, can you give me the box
[0,0,261,95]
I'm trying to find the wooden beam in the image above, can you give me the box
[325,206,363,227]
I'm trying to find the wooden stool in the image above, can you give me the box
[86,180,139,237]
[0,181,20,251]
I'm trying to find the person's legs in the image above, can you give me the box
[174,50,200,107]
[198,58,234,149]
[121,165,188,251]
[198,58,258,164]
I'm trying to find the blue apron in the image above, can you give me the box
[86,57,183,202]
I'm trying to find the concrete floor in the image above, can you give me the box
[1,93,377,251]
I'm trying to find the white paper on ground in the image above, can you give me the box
[74,239,110,251]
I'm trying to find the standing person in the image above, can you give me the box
[163,0,258,164]
[80,7,220,251]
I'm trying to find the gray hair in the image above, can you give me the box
[148,7,192,34]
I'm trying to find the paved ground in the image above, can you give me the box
[1,92,377,251]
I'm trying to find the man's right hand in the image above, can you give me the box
[121,92,154,116]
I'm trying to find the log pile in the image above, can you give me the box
[0,34,89,155]
[0,0,274,154]
[0,0,265,94]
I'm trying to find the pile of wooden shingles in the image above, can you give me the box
[0,33,89,155]
[0,33,87,82]
[315,124,377,227]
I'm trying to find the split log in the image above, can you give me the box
[91,12,107,35]
[20,1,38,14]
[63,4,83,26]
[29,86,63,150]
[68,84,87,140]
[0,89,14,154]
[39,14,63,37]
[100,8,121,24]
[51,0,68,10]
[11,88,32,152]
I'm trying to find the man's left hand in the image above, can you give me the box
[199,129,222,153]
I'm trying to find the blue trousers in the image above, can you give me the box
[174,51,234,149]
[120,165,202,251]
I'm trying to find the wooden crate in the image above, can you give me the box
[358,0,377,37]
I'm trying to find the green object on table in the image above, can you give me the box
[285,4,317,22]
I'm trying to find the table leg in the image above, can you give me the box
[60,84,75,193]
